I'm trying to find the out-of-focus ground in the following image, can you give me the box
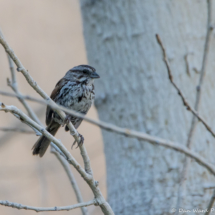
[0,1,106,214]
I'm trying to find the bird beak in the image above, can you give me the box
[90,72,100,79]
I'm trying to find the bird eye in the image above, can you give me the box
[83,69,89,74]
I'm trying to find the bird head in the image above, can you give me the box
[65,65,100,84]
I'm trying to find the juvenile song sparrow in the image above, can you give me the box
[32,65,100,157]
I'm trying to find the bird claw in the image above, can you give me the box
[62,115,72,127]
[71,134,84,149]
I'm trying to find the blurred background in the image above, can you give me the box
[1,1,215,215]
[0,1,105,214]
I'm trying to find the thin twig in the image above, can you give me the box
[6,60,40,124]
[0,29,88,215]
[205,189,215,215]
[51,147,88,215]
[156,34,215,138]
[0,102,113,214]
[159,0,212,212]
[0,199,96,212]
[186,0,213,147]
[0,127,34,134]
[0,32,113,215]
[0,106,44,148]
[0,32,80,141]
[0,32,95,175]
[0,29,40,125]
[156,1,214,211]
[1,103,215,179]
[204,5,215,211]
[3,89,215,157]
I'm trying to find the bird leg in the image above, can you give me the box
[71,134,84,149]
[62,115,84,148]
[62,114,73,127]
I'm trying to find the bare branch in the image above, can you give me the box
[51,147,88,215]
[0,29,88,215]
[0,102,113,214]
[205,189,215,215]
[156,34,215,139]
[0,29,40,125]
[0,127,34,134]
[1,100,215,180]
[0,31,94,177]
[0,32,81,141]
[156,0,214,211]
[0,199,96,212]
[185,0,213,146]
[156,0,215,214]
[6,59,40,124]
[0,106,44,148]
[0,32,114,215]
[0,103,90,180]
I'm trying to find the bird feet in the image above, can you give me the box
[62,115,84,149]
[62,114,73,127]
[71,134,84,149]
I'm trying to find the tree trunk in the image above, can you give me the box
[80,1,215,214]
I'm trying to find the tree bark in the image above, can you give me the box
[80,1,215,214]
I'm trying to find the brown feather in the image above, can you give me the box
[32,64,98,157]
[32,121,60,157]
[46,78,69,126]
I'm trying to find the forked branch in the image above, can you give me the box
[0,199,96,212]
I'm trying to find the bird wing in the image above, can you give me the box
[45,78,69,126]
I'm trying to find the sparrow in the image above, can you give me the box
[32,65,100,157]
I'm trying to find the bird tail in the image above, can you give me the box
[32,122,60,157]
